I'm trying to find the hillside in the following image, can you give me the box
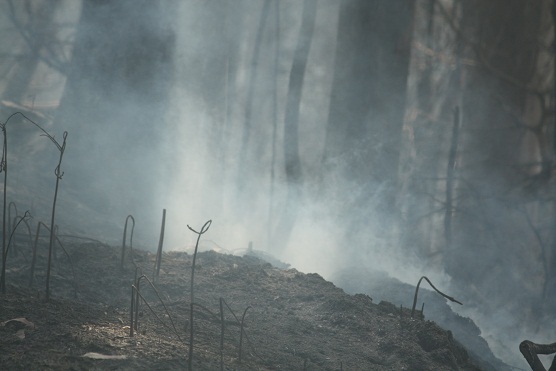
[1,240,492,370]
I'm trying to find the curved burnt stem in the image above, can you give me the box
[411,276,462,318]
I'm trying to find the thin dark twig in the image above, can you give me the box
[130,284,135,337]
[187,219,212,370]
[7,202,17,256]
[133,274,181,341]
[121,214,136,269]
[29,221,43,287]
[154,209,166,279]
[28,221,77,297]
[18,217,33,264]
[45,130,68,301]
[239,305,252,363]
[0,210,31,291]
[219,299,263,364]
[411,276,462,318]
[132,285,182,341]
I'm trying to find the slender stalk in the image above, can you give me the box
[130,284,135,337]
[45,131,67,301]
[411,276,462,318]
[187,220,212,370]
[0,112,67,298]
[239,305,251,363]
[154,209,166,279]
[131,274,181,341]
[1,123,7,294]
[30,221,77,292]
[29,222,43,287]
[0,211,31,292]
[7,202,17,256]
[121,214,136,269]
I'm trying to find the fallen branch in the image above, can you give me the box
[519,340,556,371]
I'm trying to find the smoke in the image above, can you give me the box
[0,1,553,369]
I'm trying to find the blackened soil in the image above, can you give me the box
[1,240,485,370]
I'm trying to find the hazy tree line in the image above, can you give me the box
[0,0,554,361]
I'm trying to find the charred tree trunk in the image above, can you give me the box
[56,0,175,236]
[323,0,414,244]
[271,0,317,252]
[237,0,272,200]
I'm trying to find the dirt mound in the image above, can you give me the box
[0,240,485,369]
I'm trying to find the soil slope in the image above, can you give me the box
[1,239,486,370]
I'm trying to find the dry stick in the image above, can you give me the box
[36,125,67,302]
[130,284,135,337]
[53,225,59,261]
[0,119,7,291]
[519,340,556,371]
[28,122,65,299]
[10,215,33,263]
[52,228,78,298]
[238,305,252,363]
[131,286,182,340]
[9,217,33,264]
[132,274,181,341]
[154,209,166,279]
[28,221,77,297]
[219,300,265,364]
[29,221,42,287]
[7,202,17,257]
[411,276,462,318]
[0,112,67,300]
[120,214,136,270]
[218,299,253,363]
[187,219,212,371]
[0,210,31,290]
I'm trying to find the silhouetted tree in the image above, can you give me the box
[55,0,175,235]
[323,0,415,242]
[271,0,317,252]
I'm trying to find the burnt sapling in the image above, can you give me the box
[120,214,136,270]
[0,112,68,300]
[218,297,253,364]
[28,221,77,297]
[238,304,251,363]
[410,276,462,318]
[153,209,166,280]
[43,129,67,301]
[0,210,31,292]
[129,273,181,340]
[187,219,212,370]
[7,201,17,257]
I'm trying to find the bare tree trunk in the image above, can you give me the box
[56,0,175,238]
[323,0,414,249]
[236,0,272,200]
[271,0,317,252]
[268,1,280,246]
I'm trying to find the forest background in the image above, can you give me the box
[0,0,554,368]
